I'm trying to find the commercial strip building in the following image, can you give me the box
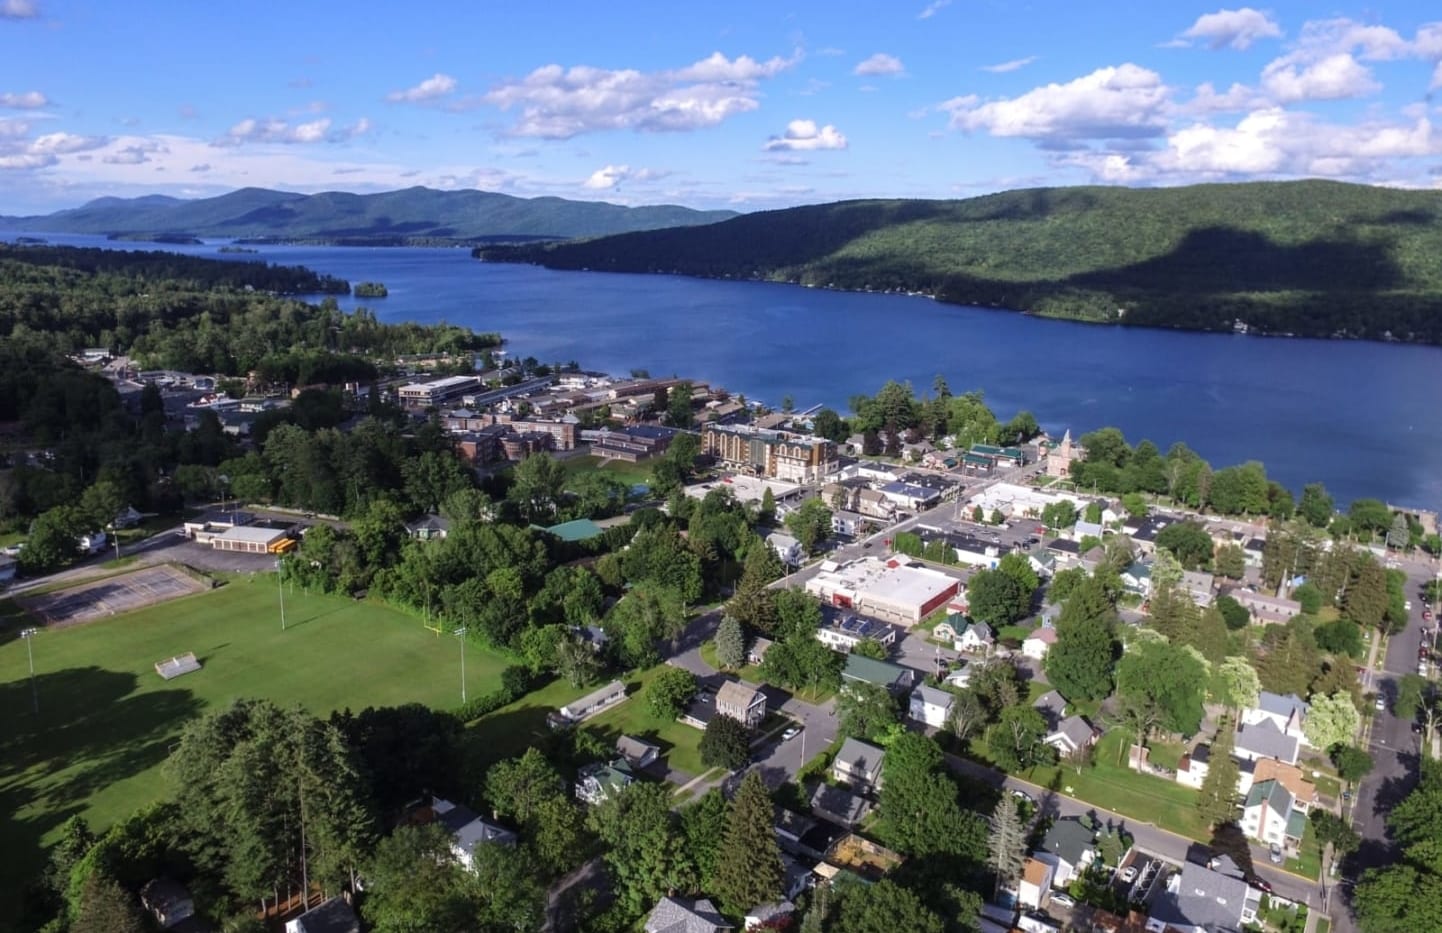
[702,423,838,483]
[803,557,961,626]
[398,375,482,410]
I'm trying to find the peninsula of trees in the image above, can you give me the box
[479,179,1442,345]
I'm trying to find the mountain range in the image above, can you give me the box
[0,186,738,241]
[477,180,1442,345]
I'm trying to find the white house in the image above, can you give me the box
[1241,780,1305,853]
[1023,626,1058,660]
[767,531,804,567]
[1241,692,1309,746]
[1018,858,1056,911]
[908,684,955,728]
[1034,817,1097,888]
[1181,570,1216,607]
[944,661,972,689]
[1147,858,1260,933]
[957,622,995,654]
[832,737,886,792]
[1175,745,1210,789]
[432,796,516,870]
[1045,715,1098,757]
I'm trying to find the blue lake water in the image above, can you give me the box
[8,232,1442,510]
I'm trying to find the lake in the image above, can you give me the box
[8,232,1442,511]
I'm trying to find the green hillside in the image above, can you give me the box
[478,180,1442,343]
[0,185,738,241]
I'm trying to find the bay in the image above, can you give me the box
[8,232,1442,511]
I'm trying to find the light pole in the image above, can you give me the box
[20,627,38,714]
[455,627,467,704]
[275,559,286,631]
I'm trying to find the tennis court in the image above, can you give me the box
[18,564,208,628]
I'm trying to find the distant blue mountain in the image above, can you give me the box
[0,186,738,240]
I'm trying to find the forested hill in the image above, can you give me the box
[0,186,738,241]
[478,180,1442,344]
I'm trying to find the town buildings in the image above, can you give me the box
[702,423,838,483]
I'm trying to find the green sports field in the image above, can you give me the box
[0,573,510,902]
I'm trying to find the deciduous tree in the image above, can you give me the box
[1303,691,1362,751]
[985,706,1052,772]
[700,715,751,771]
[837,682,900,742]
[647,667,698,720]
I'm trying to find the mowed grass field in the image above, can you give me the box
[0,574,510,901]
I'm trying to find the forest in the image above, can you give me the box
[480,179,1442,344]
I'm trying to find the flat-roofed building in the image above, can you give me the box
[210,525,294,554]
[398,375,482,410]
[703,423,837,483]
[804,557,961,626]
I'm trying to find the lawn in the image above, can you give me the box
[560,454,655,490]
[698,639,764,682]
[581,666,708,777]
[970,730,1212,841]
[0,574,511,902]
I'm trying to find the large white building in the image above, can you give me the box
[967,482,1091,519]
[804,557,960,625]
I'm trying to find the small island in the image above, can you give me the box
[217,245,258,254]
[354,281,389,297]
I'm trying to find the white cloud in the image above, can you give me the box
[917,0,950,20]
[0,117,28,137]
[0,90,48,109]
[29,132,107,153]
[482,50,799,138]
[1261,52,1379,102]
[764,119,848,151]
[1179,8,1283,51]
[386,73,458,103]
[854,53,904,77]
[1433,60,1442,92]
[981,56,1038,74]
[0,152,54,170]
[214,116,359,146]
[0,0,39,19]
[1185,81,1267,114]
[942,64,1170,141]
[584,164,630,189]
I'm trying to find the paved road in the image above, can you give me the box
[1339,554,1440,932]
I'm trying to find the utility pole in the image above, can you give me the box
[455,626,467,704]
[21,627,38,714]
[275,559,286,631]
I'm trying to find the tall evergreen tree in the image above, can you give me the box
[72,871,146,933]
[713,772,783,915]
[1197,720,1241,829]
[714,616,746,669]
[987,794,1028,896]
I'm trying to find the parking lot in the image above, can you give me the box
[126,526,284,574]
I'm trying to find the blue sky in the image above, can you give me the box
[1,0,1440,213]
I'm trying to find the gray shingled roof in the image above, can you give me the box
[1256,691,1309,720]
[1039,817,1095,867]
[1235,719,1300,763]
[644,896,732,933]
[834,737,886,780]
[1149,860,1257,933]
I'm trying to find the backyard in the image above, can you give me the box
[0,575,511,901]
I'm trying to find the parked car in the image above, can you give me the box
[1376,695,1388,712]
[781,725,802,741]
[1406,600,1413,611]
[1249,877,1274,893]
[1269,845,1284,864]
[1050,893,1075,908]
[1119,866,1138,884]
[1424,609,1434,621]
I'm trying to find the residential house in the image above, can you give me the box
[1120,562,1153,598]
[405,514,451,540]
[1073,520,1105,542]
[1241,692,1309,746]
[432,797,517,869]
[1128,515,1176,555]
[856,488,898,519]
[616,735,661,769]
[1181,570,1216,607]
[1018,857,1056,910]
[908,684,955,728]
[877,480,941,512]
[556,680,628,723]
[747,636,774,666]
[1175,745,1210,789]
[1233,718,1300,766]
[767,531,804,567]
[645,896,733,933]
[1078,545,1107,574]
[1242,537,1267,567]
[575,759,636,805]
[944,662,973,689]
[832,737,886,792]
[1023,626,1058,659]
[1033,690,1070,731]
[932,613,966,643]
[841,654,916,694]
[957,622,995,654]
[1046,715,1099,757]
[284,897,360,933]
[1146,858,1260,933]
[816,615,897,653]
[810,783,873,827]
[1225,587,1302,625]
[1034,817,1097,888]
[139,879,197,930]
[1241,779,1308,853]
[716,679,767,728]
[1046,538,1081,565]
